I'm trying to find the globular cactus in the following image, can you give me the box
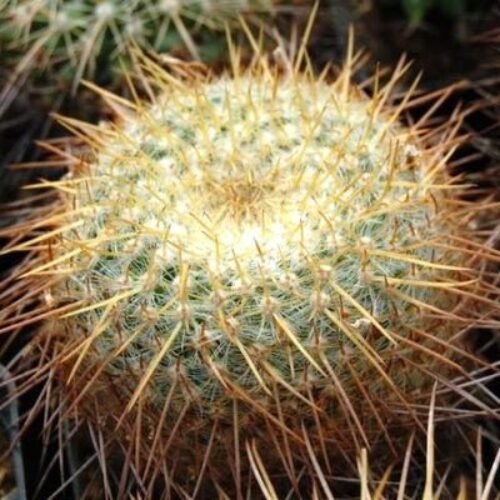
[0,0,281,116]
[1,33,499,497]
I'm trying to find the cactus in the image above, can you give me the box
[1,33,499,497]
[0,0,282,117]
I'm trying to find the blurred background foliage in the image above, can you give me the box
[385,0,468,25]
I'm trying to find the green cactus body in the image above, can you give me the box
[5,52,497,496]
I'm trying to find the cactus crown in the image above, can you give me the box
[3,38,497,497]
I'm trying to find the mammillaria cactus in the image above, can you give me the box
[1,33,499,497]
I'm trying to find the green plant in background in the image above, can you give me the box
[1,23,499,498]
[403,0,466,25]
[0,0,281,116]
[375,0,468,25]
